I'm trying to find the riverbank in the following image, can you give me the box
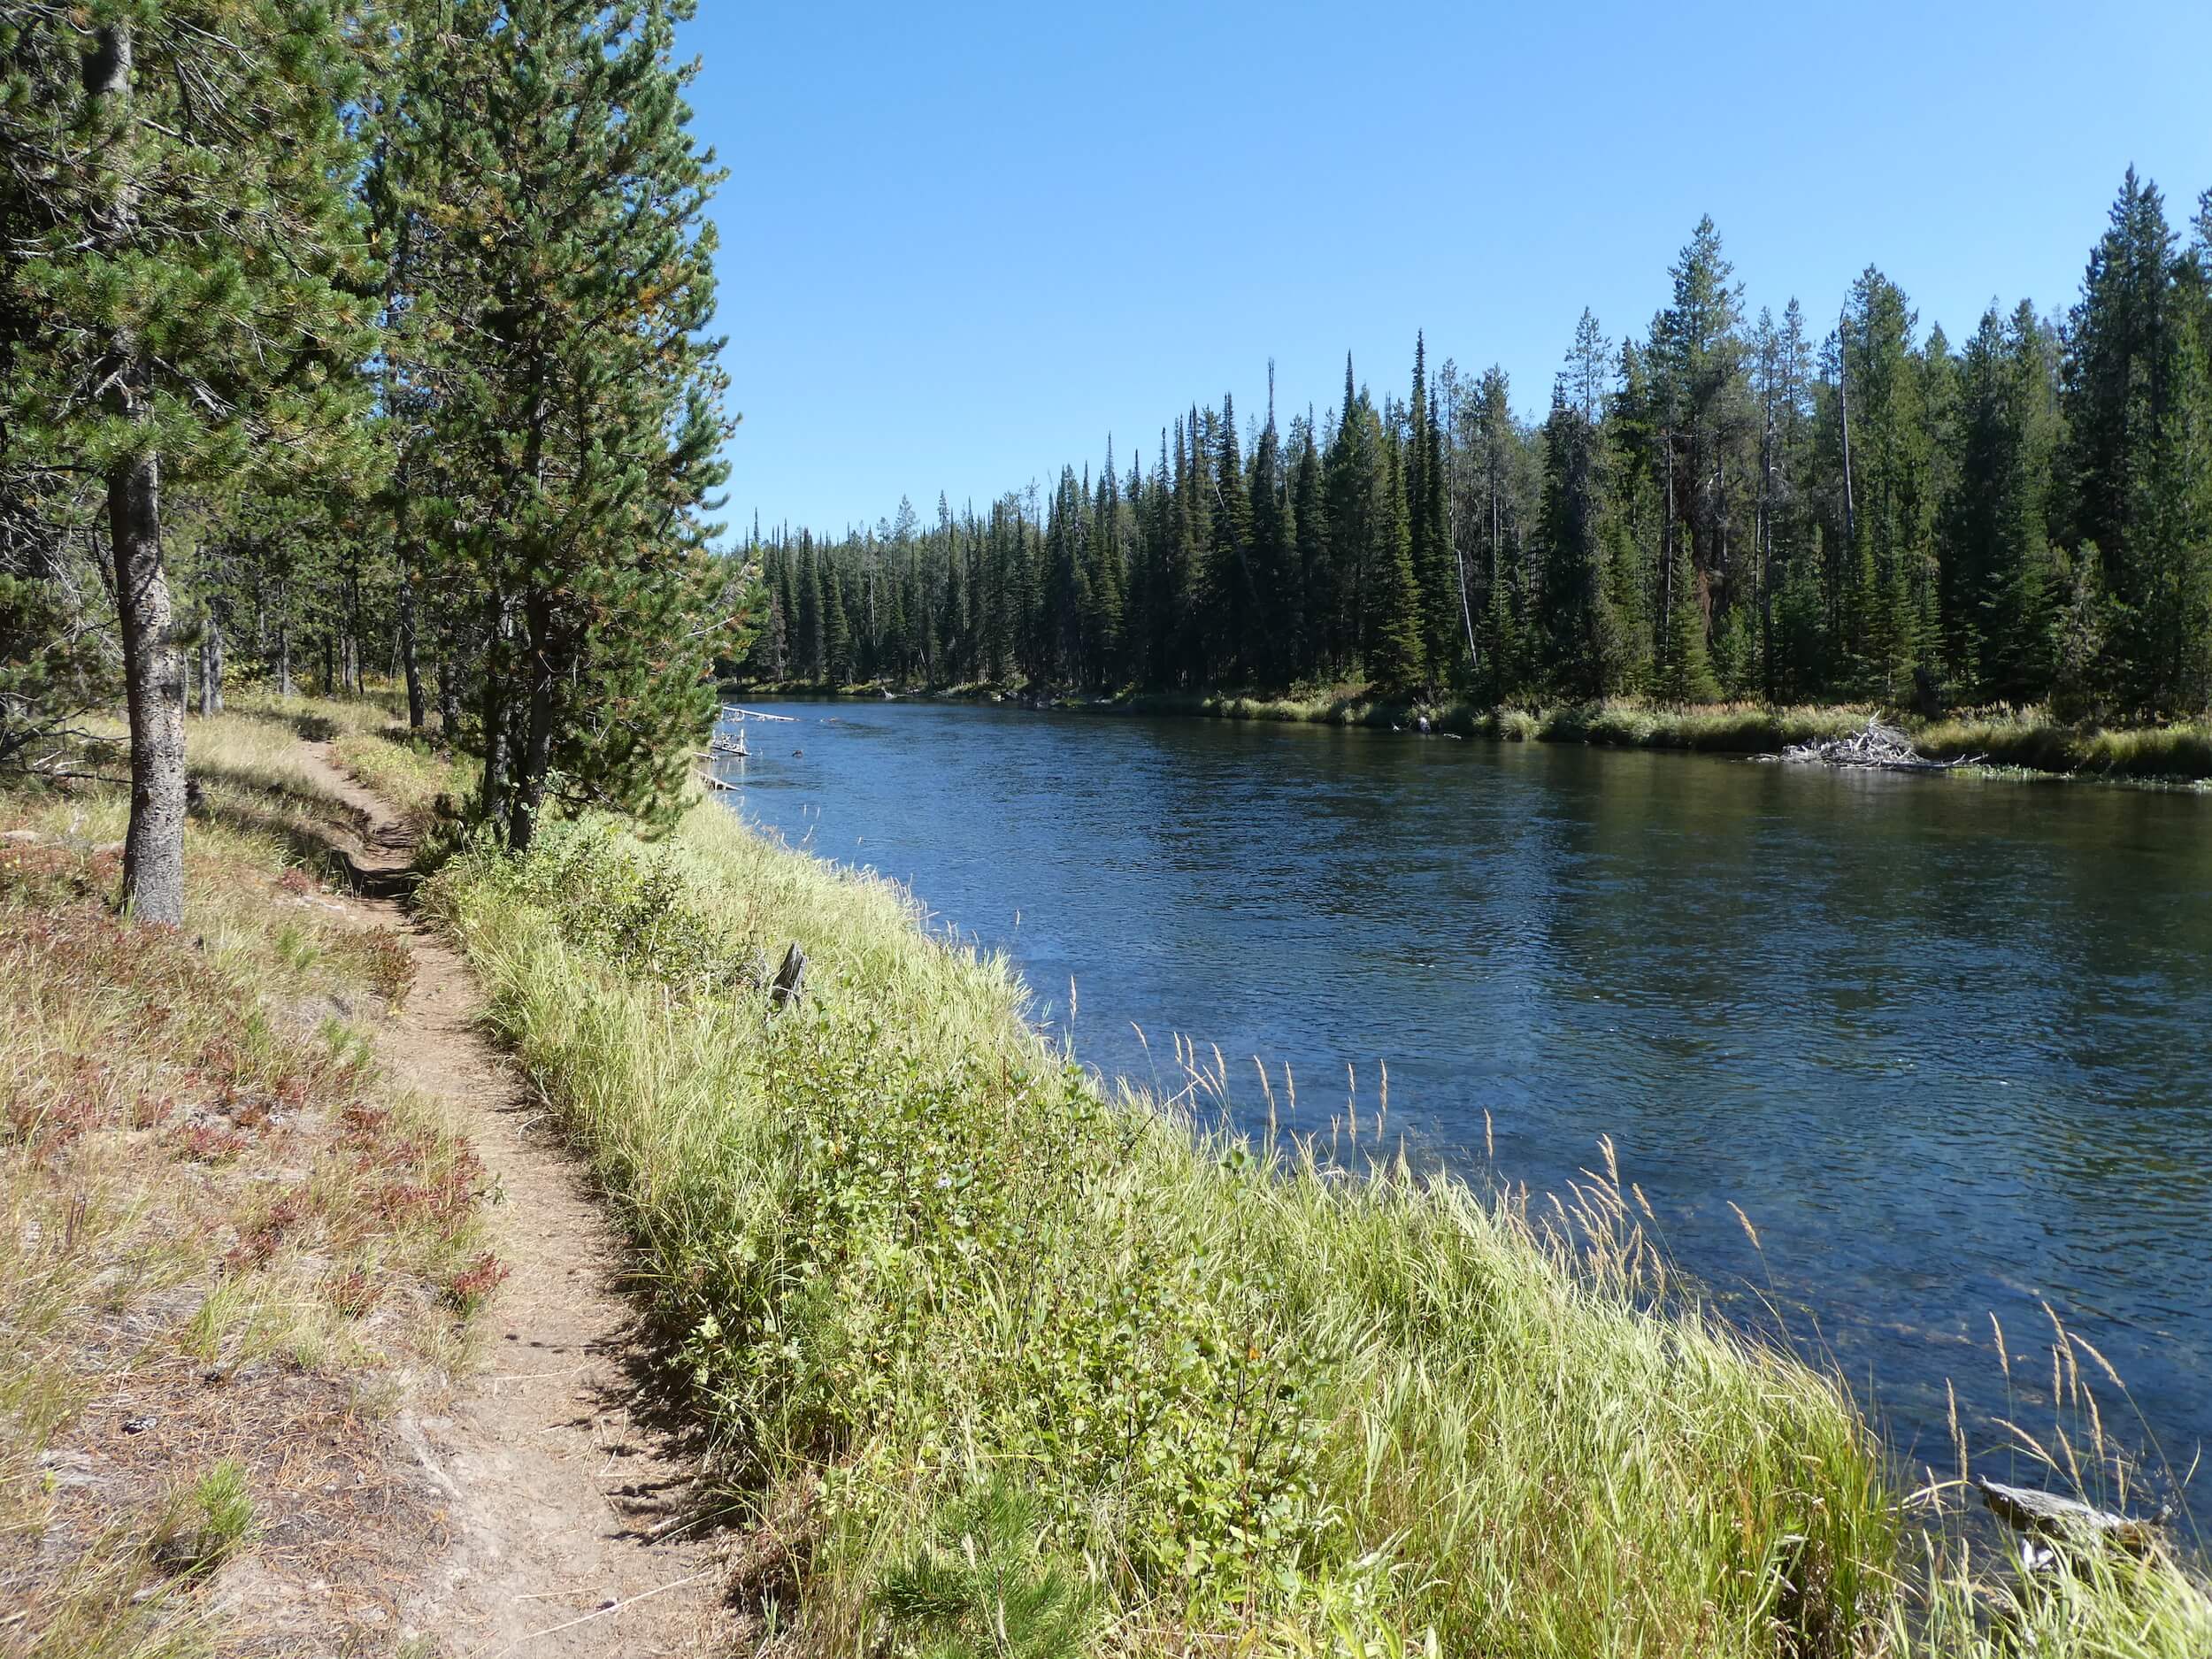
[321,708,2206,1654]
[728,679,2212,785]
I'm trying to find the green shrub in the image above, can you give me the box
[877,1479,1101,1659]
[465,820,760,996]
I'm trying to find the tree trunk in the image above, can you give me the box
[1838,307,1857,553]
[111,442,186,926]
[398,575,425,728]
[200,606,225,716]
[276,592,294,696]
[479,587,512,833]
[88,22,185,927]
[506,593,557,852]
[396,519,426,726]
[347,570,364,695]
[435,653,461,735]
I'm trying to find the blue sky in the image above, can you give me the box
[681,0,2212,541]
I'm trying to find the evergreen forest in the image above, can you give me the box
[2,0,749,924]
[747,181,2212,728]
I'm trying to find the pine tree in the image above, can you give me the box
[1653,536,1718,701]
[1465,366,1528,691]
[1650,218,1754,661]
[1407,336,1456,687]
[1837,268,1935,700]
[1538,376,1610,695]
[1044,467,1090,684]
[1323,358,1379,678]
[401,0,736,849]
[4,1,376,922]
[825,561,852,685]
[1086,451,1125,686]
[1364,431,1425,694]
[2061,169,2212,712]
[1289,422,1325,681]
[1946,302,2060,699]
[1202,395,1252,681]
[1247,395,1294,687]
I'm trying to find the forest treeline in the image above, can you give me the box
[749,177,2212,726]
[1,0,750,925]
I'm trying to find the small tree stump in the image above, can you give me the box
[769,942,807,1012]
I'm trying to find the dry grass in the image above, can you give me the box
[0,712,497,1656]
[327,731,468,841]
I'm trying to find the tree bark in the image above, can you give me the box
[435,652,461,735]
[396,493,426,726]
[200,605,225,716]
[506,592,557,851]
[88,22,185,927]
[111,439,186,926]
[275,591,294,695]
[479,586,512,833]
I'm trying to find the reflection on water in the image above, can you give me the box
[716,699,2212,1478]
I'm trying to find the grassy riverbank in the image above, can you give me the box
[358,707,2209,1655]
[0,703,498,1655]
[731,678,2212,784]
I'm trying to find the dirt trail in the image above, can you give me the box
[297,743,726,1658]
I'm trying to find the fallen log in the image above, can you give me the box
[1977,1476,2168,1556]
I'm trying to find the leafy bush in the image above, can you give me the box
[463,819,759,997]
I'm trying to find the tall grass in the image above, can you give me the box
[414,789,2210,1655]
[1916,710,2212,781]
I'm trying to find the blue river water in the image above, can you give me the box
[712,698,2212,1488]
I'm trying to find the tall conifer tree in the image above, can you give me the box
[4,0,374,922]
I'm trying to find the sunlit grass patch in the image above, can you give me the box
[329,728,470,840]
[1917,707,2212,780]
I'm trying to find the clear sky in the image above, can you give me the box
[680,0,2212,541]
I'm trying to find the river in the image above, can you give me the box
[713,697,2212,1485]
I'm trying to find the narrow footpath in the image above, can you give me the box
[296,744,728,1658]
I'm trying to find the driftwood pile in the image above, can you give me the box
[1778,718,1978,773]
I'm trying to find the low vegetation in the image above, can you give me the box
[1110,687,1877,755]
[0,709,497,1655]
[391,715,2208,1656]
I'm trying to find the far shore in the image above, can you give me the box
[720,680,2212,787]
